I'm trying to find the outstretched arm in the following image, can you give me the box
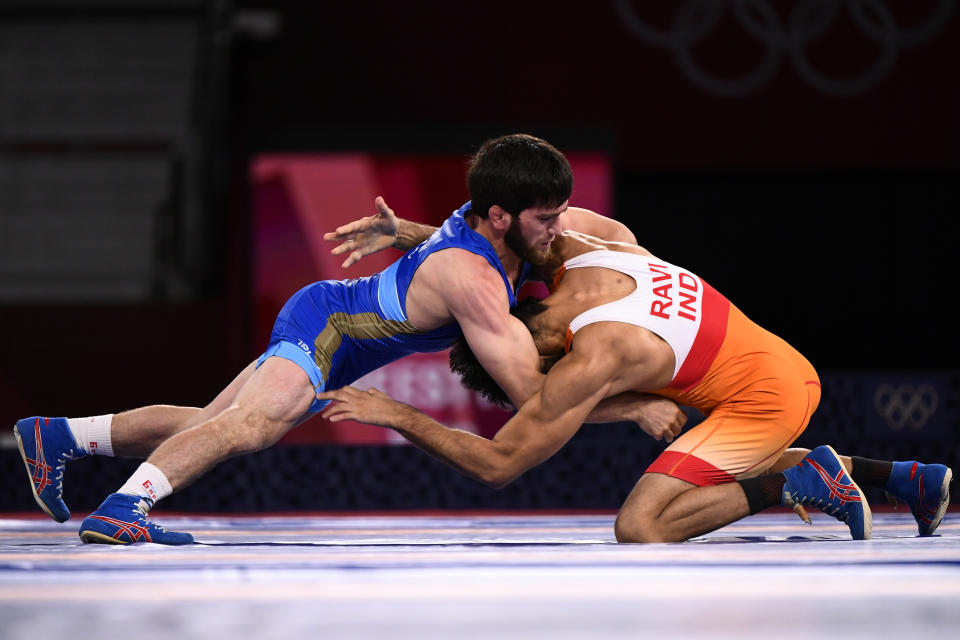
[324,196,438,268]
[326,201,638,269]
[319,346,617,488]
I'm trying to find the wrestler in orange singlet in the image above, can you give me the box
[320,221,951,543]
[548,234,821,488]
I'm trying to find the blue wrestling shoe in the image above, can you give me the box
[78,493,193,545]
[782,445,872,540]
[885,461,952,536]
[13,417,86,522]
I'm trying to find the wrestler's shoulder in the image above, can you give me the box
[554,231,654,259]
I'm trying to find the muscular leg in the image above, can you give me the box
[617,445,940,543]
[615,447,869,543]
[77,356,316,544]
[143,356,315,491]
[110,361,259,457]
[110,406,201,457]
[614,473,751,543]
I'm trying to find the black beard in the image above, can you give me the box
[505,218,553,266]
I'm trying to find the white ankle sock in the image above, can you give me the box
[118,462,172,504]
[66,414,114,456]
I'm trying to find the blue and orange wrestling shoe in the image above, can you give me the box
[13,417,86,522]
[79,493,193,545]
[885,461,952,536]
[782,445,872,540]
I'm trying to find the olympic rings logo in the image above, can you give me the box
[873,383,938,431]
[613,0,956,96]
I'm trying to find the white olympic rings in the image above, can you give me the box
[613,0,956,96]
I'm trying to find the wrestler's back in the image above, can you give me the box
[549,232,817,413]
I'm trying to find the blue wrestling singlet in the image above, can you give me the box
[258,202,533,411]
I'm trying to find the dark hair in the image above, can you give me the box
[467,134,573,219]
[449,297,552,408]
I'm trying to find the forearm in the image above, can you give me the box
[579,390,687,442]
[320,362,602,487]
[389,404,514,487]
[584,391,663,424]
[393,219,438,250]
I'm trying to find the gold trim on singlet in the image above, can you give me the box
[313,312,420,381]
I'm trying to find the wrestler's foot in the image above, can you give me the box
[13,417,86,522]
[79,493,193,545]
[782,445,872,540]
[885,461,952,536]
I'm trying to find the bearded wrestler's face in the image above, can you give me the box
[504,201,566,266]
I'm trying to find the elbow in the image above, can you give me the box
[478,466,519,490]
[475,445,530,489]
[488,476,515,490]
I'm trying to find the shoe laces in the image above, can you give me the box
[52,448,79,495]
[131,498,167,532]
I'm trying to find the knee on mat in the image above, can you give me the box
[614,513,668,544]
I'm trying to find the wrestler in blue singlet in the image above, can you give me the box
[257,202,533,411]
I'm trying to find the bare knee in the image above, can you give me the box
[614,512,672,543]
[215,356,313,457]
[227,428,274,456]
[615,473,697,543]
[217,410,292,457]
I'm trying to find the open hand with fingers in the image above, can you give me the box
[318,386,409,427]
[323,196,399,268]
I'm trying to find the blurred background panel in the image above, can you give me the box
[0,0,222,303]
[0,0,957,511]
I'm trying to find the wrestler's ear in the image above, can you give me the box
[488,205,512,231]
